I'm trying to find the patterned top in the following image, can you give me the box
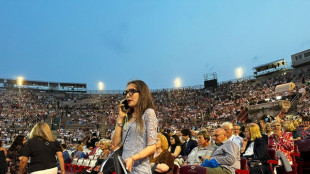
[296,126,310,139]
[267,132,294,163]
[122,108,158,174]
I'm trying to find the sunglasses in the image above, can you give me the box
[123,89,139,96]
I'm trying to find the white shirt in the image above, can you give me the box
[229,134,243,150]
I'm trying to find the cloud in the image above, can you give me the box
[252,56,259,60]
[102,23,129,53]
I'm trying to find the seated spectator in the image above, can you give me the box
[221,122,243,150]
[168,135,182,158]
[97,140,111,163]
[267,120,294,164]
[283,121,301,140]
[181,129,198,157]
[74,144,86,159]
[149,133,174,174]
[296,116,310,139]
[264,123,273,137]
[80,143,118,174]
[201,128,240,174]
[184,131,214,165]
[92,141,102,156]
[241,123,271,174]
[232,125,241,136]
[61,144,71,163]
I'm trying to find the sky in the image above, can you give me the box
[1,0,310,90]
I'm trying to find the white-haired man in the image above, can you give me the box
[221,122,243,150]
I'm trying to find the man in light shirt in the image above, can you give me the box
[221,122,243,150]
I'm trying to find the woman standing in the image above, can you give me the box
[112,80,158,174]
[7,135,27,174]
[19,122,65,174]
[168,135,182,158]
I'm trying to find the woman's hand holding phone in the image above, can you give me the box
[118,100,130,120]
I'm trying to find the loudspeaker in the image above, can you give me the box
[204,79,218,88]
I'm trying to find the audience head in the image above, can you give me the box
[181,129,191,141]
[170,135,182,147]
[302,116,310,127]
[61,144,67,150]
[9,135,26,151]
[221,122,233,138]
[246,123,262,141]
[264,123,272,133]
[29,122,55,142]
[99,139,110,150]
[271,120,282,133]
[212,128,227,145]
[283,121,296,133]
[156,133,169,150]
[126,80,155,132]
[232,125,240,136]
[197,131,210,147]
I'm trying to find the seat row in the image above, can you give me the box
[65,158,97,173]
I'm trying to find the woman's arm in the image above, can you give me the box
[125,144,156,171]
[111,105,127,146]
[56,151,65,174]
[18,156,28,174]
[151,163,170,173]
[172,146,181,157]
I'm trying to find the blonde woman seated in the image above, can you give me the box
[283,121,301,140]
[264,123,273,137]
[241,123,271,174]
[149,133,174,174]
[184,131,214,165]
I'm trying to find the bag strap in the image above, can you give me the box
[119,120,136,146]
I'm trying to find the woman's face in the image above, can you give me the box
[245,128,251,140]
[156,137,162,149]
[266,125,272,131]
[272,123,282,132]
[170,137,175,145]
[23,137,27,145]
[100,143,107,150]
[125,83,140,109]
[303,120,310,127]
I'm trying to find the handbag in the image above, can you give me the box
[112,120,136,174]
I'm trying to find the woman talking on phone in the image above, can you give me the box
[112,80,158,174]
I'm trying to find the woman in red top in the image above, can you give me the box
[267,120,294,163]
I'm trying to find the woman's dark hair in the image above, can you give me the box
[9,135,25,151]
[303,116,310,122]
[127,80,155,132]
[0,140,3,147]
[171,135,182,146]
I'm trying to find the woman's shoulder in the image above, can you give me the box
[143,108,156,119]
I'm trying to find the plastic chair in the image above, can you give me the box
[89,159,97,167]
[180,165,207,174]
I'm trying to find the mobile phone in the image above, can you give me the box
[122,100,130,111]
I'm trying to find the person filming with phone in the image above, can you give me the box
[112,80,158,174]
